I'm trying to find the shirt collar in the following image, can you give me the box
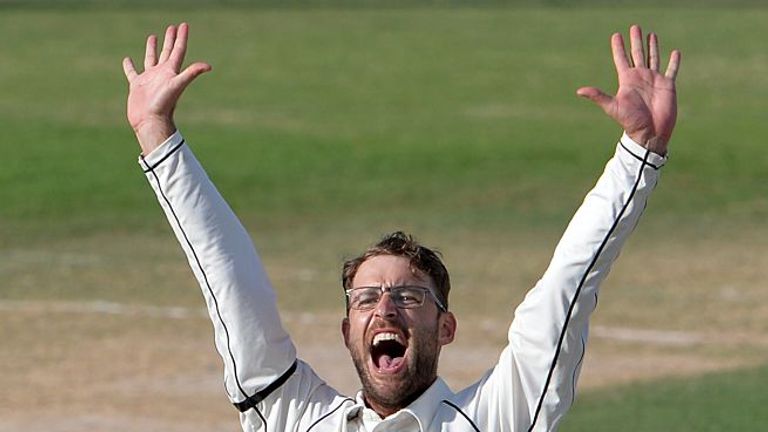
[345,378,455,430]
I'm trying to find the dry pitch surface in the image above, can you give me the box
[2,230,767,431]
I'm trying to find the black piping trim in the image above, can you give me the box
[568,290,596,406]
[142,139,186,173]
[254,407,268,432]
[305,398,355,432]
[570,335,586,405]
[619,139,661,170]
[144,163,248,399]
[234,361,299,412]
[527,150,651,432]
[441,400,481,432]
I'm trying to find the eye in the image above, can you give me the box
[353,288,380,307]
[394,287,423,306]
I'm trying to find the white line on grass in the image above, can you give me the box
[0,300,206,319]
[591,325,704,346]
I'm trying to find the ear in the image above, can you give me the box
[341,317,351,348]
[437,311,456,346]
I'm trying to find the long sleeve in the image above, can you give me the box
[139,131,297,405]
[453,134,667,431]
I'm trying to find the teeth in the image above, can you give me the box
[373,332,403,346]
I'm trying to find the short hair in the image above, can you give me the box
[342,231,451,311]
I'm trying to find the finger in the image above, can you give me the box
[169,22,189,70]
[122,57,138,82]
[174,62,212,90]
[610,33,630,74]
[648,32,659,72]
[576,86,616,115]
[665,49,682,80]
[144,34,157,69]
[158,25,177,64]
[629,24,645,68]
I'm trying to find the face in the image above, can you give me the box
[341,255,456,415]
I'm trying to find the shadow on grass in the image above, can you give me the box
[563,362,768,431]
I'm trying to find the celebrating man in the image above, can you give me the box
[123,23,680,431]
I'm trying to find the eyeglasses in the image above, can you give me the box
[345,285,447,312]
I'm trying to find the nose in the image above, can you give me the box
[374,291,398,318]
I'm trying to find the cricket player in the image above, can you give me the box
[123,23,680,431]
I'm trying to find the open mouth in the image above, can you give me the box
[370,332,407,373]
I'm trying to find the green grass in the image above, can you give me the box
[1,7,766,248]
[1,5,766,428]
[563,363,768,431]
[1,5,766,327]
[1,4,766,322]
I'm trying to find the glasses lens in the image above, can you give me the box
[348,286,430,310]
[390,286,426,308]
[349,287,381,310]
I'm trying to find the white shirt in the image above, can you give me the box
[140,131,666,431]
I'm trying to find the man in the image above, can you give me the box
[123,23,680,431]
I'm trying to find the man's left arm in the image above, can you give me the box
[505,132,667,431]
[518,24,681,430]
[454,25,681,431]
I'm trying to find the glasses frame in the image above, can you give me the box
[345,285,447,313]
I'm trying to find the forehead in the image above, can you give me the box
[352,255,433,288]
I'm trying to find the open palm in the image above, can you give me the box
[122,23,211,154]
[578,25,681,155]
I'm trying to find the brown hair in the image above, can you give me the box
[342,231,451,311]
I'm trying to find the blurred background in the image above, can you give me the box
[1,1,766,430]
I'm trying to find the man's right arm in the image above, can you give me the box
[124,22,295,402]
[140,129,299,403]
[123,24,347,427]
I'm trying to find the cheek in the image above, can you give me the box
[345,315,369,344]
[409,316,441,339]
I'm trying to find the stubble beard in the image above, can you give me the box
[350,326,441,413]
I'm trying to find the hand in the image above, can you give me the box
[122,23,212,155]
[577,25,681,155]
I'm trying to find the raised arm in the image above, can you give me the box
[122,24,298,412]
[122,23,211,154]
[520,25,681,430]
[456,26,681,431]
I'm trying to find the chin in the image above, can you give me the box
[358,352,438,411]
[348,324,442,411]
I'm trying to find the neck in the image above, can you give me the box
[363,376,437,418]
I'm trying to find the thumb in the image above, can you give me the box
[175,62,213,90]
[576,86,615,115]
[122,57,138,82]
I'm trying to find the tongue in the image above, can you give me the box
[378,355,404,372]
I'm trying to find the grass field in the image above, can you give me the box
[563,363,768,430]
[1,3,766,431]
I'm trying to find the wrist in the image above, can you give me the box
[626,131,668,157]
[133,117,176,156]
